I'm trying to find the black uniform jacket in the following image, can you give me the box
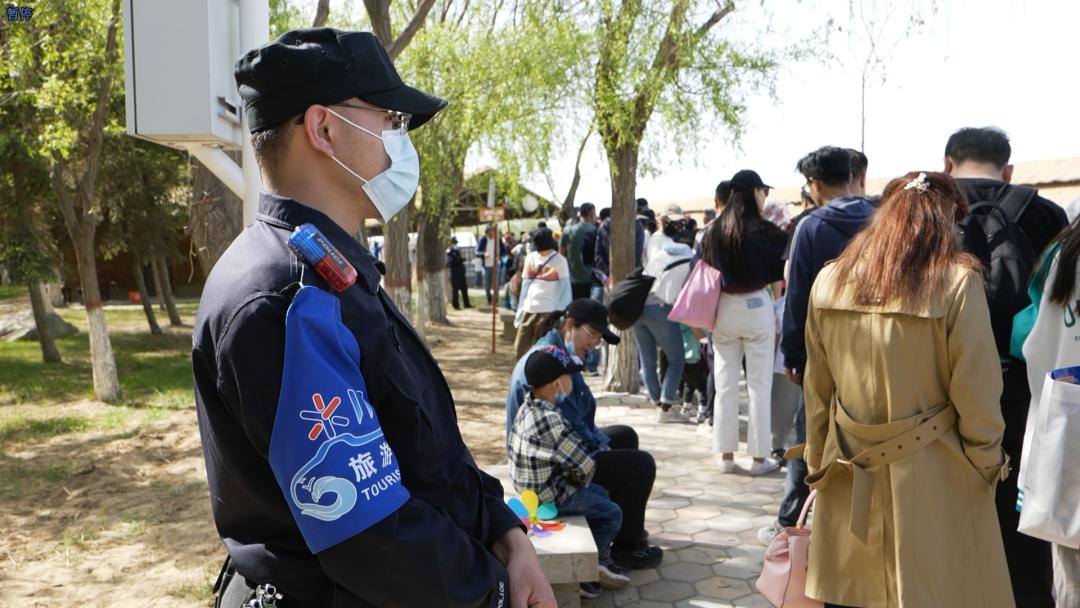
[192,193,523,607]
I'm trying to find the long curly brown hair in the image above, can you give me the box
[830,171,982,310]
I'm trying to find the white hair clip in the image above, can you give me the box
[904,172,930,194]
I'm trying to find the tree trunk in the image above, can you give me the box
[605,143,642,394]
[73,230,120,402]
[188,156,244,279]
[414,214,448,340]
[383,202,413,321]
[155,257,183,326]
[132,255,161,335]
[27,278,62,363]
[150,258,167,311]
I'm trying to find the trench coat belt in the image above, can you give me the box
[804,400,959,544]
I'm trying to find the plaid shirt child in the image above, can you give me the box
[508,393,595,504]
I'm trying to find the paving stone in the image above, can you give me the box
[639,580,696,603]
[732,593,774,607]
[675,546,729,565]
[628,567,661,586]
[672,504,725,520]
[648,496,692,510]
[664,486,704,498]
[690,529,741,546]
[611,584,641,605]
[729,493,774,506]
[712,558,761,580]
[661,518,709,536]
[644,508,679,524]
[694,576,752,601]
[659,561,715,583]
[653,534,695,551]
[674,599,736,608]
[704,516,753,534]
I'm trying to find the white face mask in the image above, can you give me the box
[326,107,420,222]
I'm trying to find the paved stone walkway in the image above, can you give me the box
[580,383,785,608]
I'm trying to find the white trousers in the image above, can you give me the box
[712,290,774,458]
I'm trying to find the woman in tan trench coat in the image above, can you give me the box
[802,172,1013,608]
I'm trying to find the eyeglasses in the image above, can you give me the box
[293,103,412,134]
[579,325,602,342]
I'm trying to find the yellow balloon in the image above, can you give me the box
[521,490,540,523]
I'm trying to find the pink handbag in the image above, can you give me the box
[755,490,822,608]
[667,259,722,329]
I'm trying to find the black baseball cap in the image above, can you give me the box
[235,28,448,133]
[525,345,583,389]
[567,299,620,345]
[730,169,772,192]
[532,228,558,251]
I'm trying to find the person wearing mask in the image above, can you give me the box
[703,170,786,476]
[758,146,877,545]
[944,127,1067,607]
[506,300,663,571]
[194,29,552,607]
[633,209,695,422]
[446,236,471,310]
[476,224,506,305]
[514,228,571,359]
[561,203,599,301]
[802,172,1012,608]
[1018,215,1080,606]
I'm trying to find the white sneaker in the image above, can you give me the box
[749,460,781,476]
[598,562,631,588]
[696,422,713,437]
[656,407,688,423]
[757,523,782,546]
[718,459,736,474]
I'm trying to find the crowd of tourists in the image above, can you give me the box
[499,127,1079,606]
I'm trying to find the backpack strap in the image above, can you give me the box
[995,185,1038,224]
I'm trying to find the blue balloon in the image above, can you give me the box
[506,497,529,518]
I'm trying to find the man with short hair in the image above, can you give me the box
[561,203,599,301]
[194,29,553,607]
[945,126,1065,608]
[476,224,506,305]
[847,148,868,197]
[758,146,876,546]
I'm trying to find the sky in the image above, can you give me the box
[501,0,1080,207]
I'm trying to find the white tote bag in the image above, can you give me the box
[1017,367,1080,547]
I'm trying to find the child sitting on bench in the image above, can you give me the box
[507,345,631,595]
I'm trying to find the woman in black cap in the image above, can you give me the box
[703,170,787,476]
[513,228,571,359]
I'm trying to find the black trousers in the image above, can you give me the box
[997,363,1054,607]
[450,274,470,309]
[593,425,655,546]
[571,282,592,300]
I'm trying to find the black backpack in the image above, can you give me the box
[957,185,1038,355]
[607,258,690,329]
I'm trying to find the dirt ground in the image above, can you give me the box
[0,302,517,607]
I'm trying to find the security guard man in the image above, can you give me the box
[193,28,555,607]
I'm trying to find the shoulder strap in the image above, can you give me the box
[995,185,1038,223]
[662,258,692,272]
[531,253,558,279]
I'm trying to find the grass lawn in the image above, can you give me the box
[0,284,27,300]
[0,300,200,446]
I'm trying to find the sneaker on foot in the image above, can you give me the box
[579,582,603,599]
[718,459,736,474]
[611,542,663,570]
[750,459,781,476]
[598,561,631,588]
[656,407,688,423]
[696,421,713,437]
[757,523,782,547]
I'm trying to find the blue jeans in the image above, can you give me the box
[584,285,605,372]
[632,304,685,404]
[483,266,502,303]
[559,484,622,560]
[777,393,809,527]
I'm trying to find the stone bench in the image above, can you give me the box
[485,465,598,608]
[498,308,516,342]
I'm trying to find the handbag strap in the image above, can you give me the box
[796,489,817,529]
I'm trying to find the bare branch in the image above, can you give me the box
[363,0,394,47]
[695,0,735,39]
[312,0,331,27]
[387,0,437,60]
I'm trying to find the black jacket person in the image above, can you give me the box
[193,29,554,608]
